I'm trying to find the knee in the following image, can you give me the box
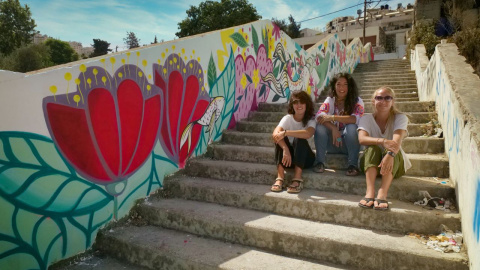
[344,124,358,137]
[364,145,382,156]
[315,124,328,137]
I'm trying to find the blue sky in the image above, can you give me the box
[20,0,414,51]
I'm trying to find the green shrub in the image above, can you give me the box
[408,20,441,59]
[450,28,480,75]
[0,43,52,72]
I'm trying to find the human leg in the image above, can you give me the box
[313,124,330,172]
[358,146,382,208]
[272,139,293,192]
[343,124,361,175]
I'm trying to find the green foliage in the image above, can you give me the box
[90,38,111,57]
[408,20,441,58]
[45,38,79,65]
[0,0,36,55]
[176,0,261,38]
[450,28,480,75]
[272,15,301,38]
[124,31,140,49]
[0,43,52,72]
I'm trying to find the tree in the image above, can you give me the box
[271,15,301,38]
[152,35,158,44]
[44,38,78,65]
[124,31,140,49]
[0,0,37,55]
[176,0,261,38]
[0,43,51,72]
[286,15,301,38]
[90,38,111,57]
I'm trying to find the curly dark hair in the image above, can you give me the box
[328,73,359,115]
[287,90,315,126]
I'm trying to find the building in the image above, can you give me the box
[33,33,50,44]
[68,41,94,57]
[295,3,414,57]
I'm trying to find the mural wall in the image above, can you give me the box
[412,43,480,270]
[0,20,372,269]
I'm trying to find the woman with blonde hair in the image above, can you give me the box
[271,90,316,193]
[357,86,412,210]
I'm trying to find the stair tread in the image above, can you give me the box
[139,198,467,263]
[100,225,346,270]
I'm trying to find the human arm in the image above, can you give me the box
[272,126,291,167]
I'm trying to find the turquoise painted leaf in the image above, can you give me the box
[230,32,248,48]
[207,53,217,90]
[252,25,259,55]
[195,47,236,156]
[0,132,114,269]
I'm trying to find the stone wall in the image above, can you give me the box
[412,42,480,270]
[0,19,373,269]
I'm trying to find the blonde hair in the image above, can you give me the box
[371,86,403,118]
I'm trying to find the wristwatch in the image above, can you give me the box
[387,151,396,157]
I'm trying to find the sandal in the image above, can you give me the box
[358,197,374,208]
[346,165,360,176]
[271,177,285,192]
[287,178,303,193]
[374,198,390,210]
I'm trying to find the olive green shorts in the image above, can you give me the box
[360,145,405,178]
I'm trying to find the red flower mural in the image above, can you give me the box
[43,65,162,188]
[153,54,210,168]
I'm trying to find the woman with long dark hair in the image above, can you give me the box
[271,90,316,193]
[313,73,364,176]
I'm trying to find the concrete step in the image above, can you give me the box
[248,111,436,124]
[221,130,444,154]
[184,159,455,202]
[351,73,416,79]
[165,176,460,234]
[55,252,149,270]
[257,101,434,113]
[236,121,430,137]
[361,88,418,95]
[96,225,345,270]
[359,92,418,99]
[353,70,415,76]
[206,144,449,177]
[357,79,418,86]
[135,199,468,270]
[360,84,418,90]
[354,66,412,72]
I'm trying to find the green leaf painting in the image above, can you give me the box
[207,53,217,89]
[252,25,259,55]
[229,32,248,48]
[195,47,235,156]
[0,132,113,269]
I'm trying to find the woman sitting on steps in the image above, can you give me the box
[271,90,316,194]
[357,86,412,210]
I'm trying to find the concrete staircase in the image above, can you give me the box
[92,59,468,269]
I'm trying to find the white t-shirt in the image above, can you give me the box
[357,113,412,171]
[278,114,316,144]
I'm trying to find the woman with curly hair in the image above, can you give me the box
[313,73,364,176]
[271,90,316,193]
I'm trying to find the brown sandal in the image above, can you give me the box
[271,178,285,192]
[287,178,303,193]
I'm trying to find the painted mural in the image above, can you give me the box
[0,20,372,269]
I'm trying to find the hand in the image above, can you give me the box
[332,128,342,147]
[318,115,334,124]
[282,148,291,167]
[273,130,286,143]
[383,139,400,153]
[379,154,394,175]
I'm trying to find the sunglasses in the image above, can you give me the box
[292,99,305,105]
[374,96,393,101]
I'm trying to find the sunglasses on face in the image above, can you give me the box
[374,96,393,101]
[292,99,305,105]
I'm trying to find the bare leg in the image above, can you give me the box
[274,164,285,186]
[375,173,393,209]
[288,166,303,188]
[359,167,377,207]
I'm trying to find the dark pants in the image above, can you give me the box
[275,138,315,169]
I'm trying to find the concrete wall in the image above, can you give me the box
[412,42,480,270]
[0,19,373,269]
